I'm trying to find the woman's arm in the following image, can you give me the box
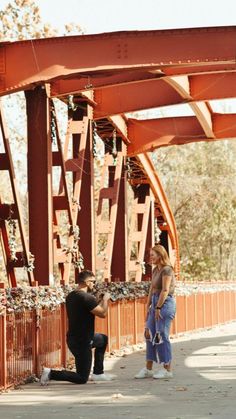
[146,282,153,309]
[155,275,171,319]
[145,283,153,321]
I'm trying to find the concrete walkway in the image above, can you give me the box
[1,322,236,419]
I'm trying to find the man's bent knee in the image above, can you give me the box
[102,334,108,345]
[80,378,88,384]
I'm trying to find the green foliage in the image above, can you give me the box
[152,140,236,281]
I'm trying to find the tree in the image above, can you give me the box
[0,0,82,41]
[152,140,236,281]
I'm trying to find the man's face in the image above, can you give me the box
[85,276,96,292]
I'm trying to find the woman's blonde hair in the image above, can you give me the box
[152,244,173,268]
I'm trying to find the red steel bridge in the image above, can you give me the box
[1,26,236,286]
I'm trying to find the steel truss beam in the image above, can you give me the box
[52,102,94,283]
[127,113,236,155]
[0,102,34,286]
[95,138,126,280]
[1,26,236,95]
[50,70,236,99]
[4,26,235,284]
[96,117,179,277]
[92,72,236,119]
[128,184,153,282]
[136,153,180,276]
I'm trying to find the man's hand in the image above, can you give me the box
[103,292,111,301]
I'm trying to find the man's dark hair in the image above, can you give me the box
[76,270,95,284]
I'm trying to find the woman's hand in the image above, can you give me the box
[155,308,162,321]
[145,306,151,322]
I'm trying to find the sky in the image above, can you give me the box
[1,0,236,34]
[33,0,236,34]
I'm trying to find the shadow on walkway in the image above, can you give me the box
[1,322,236,419]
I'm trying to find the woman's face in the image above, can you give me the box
[150,249,160,265]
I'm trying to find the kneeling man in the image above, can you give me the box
[40,270,113,385]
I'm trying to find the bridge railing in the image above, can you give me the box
[1,283,236,390]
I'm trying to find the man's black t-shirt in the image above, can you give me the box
[66,290,98,342]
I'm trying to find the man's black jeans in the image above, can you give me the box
[50,333,108,384]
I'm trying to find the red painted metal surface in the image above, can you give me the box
[51,70,236,102]
[26,87,54,285]
[2,26,236,284]
[93,72,236,119]
[6,311,34,387]
[77,117,96,273]
[0,312,6,389]
[2,29,236,394]
[119,300,135,346]
[0,104,34,286]
[108,302,120,350]
[110,154,129,282]
[38,307,62,371]
[136,154,179,270]
[1,27,236,95]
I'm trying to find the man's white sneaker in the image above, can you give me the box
[91,373,115,381]
[40,367,51,386]
[135,367,153,379]
[153,369,173,379]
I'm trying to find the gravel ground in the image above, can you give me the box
[1,322,236,419]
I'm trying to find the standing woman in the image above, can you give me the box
[135,244,176,379]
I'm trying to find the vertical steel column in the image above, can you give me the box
[143,191,155,280]
[77,109,95,272]
[25,87,54,285]
[137,184,152,281]
[128,184,151,282]
[111,147,128,281]
[95,138,123,280]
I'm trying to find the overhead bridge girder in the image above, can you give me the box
[92,72,236,119]
[1,26,236,95]
[127,113,236,155]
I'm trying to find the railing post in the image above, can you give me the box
[60,304,67,367]
[107,303,111,353]
[32,308,40,378]
[194,293,197,330]
[216,291,220,324]
[0,283,7,389]
[229,291,232,321]
[134,299,138,344]
[223,291,226,323]
[203,293,206,328]
[2,309,7,389]
[184,295,188,332]
[210,293,213,327]
[234,290,236,319]
[117,301,121,349]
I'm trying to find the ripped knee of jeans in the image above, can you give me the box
[153,332,163,345]
[144,328,152,341]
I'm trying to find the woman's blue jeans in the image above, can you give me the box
[145,293,176,364]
